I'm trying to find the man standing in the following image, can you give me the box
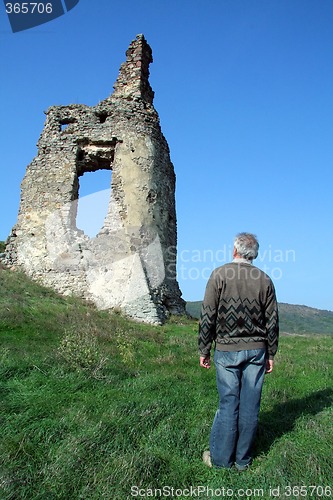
[198,233,279,470]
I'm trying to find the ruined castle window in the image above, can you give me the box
[96,112,108,123]
[59,118,76,132]
[76,169,112,238]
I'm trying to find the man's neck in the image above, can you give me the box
[232,256,253,264]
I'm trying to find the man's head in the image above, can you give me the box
[233,232,259,261]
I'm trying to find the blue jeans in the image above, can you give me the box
[209,348,266,468]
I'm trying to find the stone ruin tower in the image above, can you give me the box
[5,34,185,323]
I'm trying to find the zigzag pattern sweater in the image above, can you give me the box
[198,261,279,359]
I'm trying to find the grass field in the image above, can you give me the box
[0,267,332,499]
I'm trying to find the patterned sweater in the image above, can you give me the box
[198,260,279,359]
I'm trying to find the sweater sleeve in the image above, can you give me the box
[265,282,279,359]
[198,270,220,356]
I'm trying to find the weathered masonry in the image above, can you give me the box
[5,34,185,323]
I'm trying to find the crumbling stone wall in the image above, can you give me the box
[5,34,185,323]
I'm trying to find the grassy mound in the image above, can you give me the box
[0,267,332,499]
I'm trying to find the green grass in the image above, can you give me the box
[0,267,332,499]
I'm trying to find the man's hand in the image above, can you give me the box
[265,358,274,374]
[200,356,211,369]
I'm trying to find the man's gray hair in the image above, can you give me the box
[234,232,259,261]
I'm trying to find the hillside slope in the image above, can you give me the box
[186,301,333,335]
[0,267,332,498]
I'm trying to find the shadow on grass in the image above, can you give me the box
[254,388,333,457]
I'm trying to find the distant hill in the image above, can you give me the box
[186,301,333,335]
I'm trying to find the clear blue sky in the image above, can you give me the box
[1,0,333,311]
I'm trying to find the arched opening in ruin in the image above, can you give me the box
[76,170,112,238]
[74,141,116,238]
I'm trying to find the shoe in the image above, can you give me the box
[202,450,212,468]
[235,462,251,472]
